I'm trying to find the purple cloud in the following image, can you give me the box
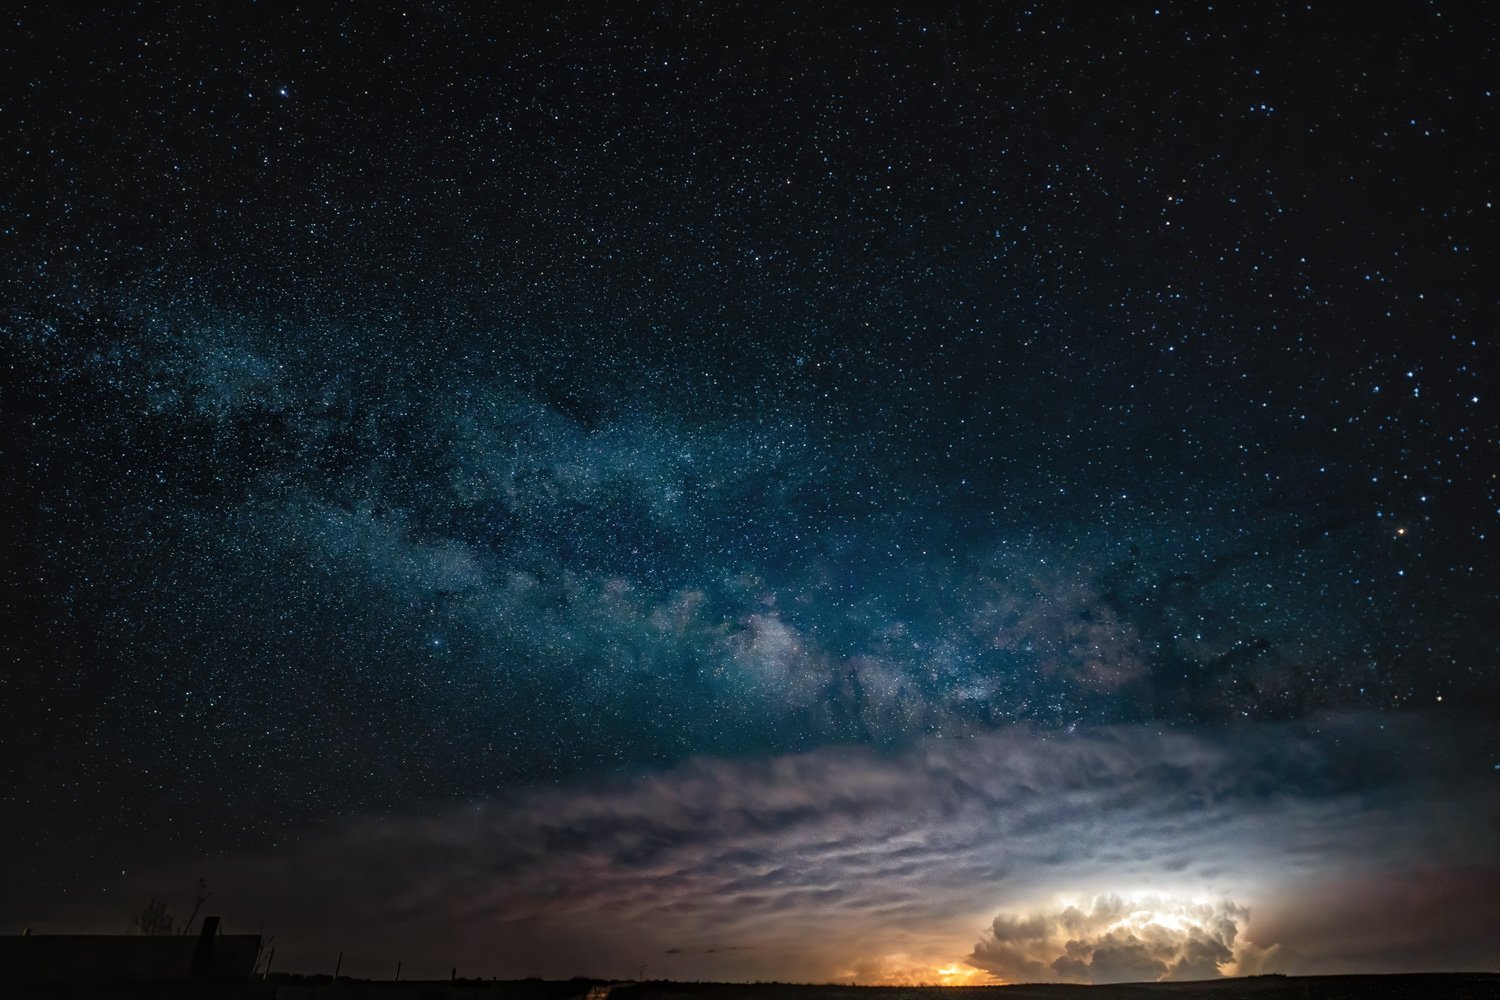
[76,711,1497,983]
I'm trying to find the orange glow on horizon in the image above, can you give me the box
[931,963,998,986]
[838,954,999,987]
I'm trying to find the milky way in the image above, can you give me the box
[3,3,1497,984]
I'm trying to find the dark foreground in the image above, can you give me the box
[6,974,1500,1000]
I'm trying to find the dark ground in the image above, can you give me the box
[7,973,1500,1000]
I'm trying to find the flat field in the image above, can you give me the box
[8,974,1499,1000]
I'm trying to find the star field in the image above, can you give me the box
[2,2,1497,983]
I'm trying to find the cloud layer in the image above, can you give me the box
[92,711,1497,983]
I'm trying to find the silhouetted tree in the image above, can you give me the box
[129,898,174,936]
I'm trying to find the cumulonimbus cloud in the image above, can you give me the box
[969,894,1267,983]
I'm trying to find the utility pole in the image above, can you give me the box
[181,878,210,936]
[334,951,342,980]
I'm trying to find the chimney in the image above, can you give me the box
[190,916,221,979]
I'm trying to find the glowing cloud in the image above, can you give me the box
[837,953,996,986]
[969,894,1280,984]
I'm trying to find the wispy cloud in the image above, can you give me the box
[107,711,1497,982]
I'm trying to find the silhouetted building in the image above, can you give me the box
[0,918,260,982]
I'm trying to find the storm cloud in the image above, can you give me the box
[970,895,1256,983]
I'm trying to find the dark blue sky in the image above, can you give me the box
[3,2,1497,984]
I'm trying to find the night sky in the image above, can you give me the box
[3,2,1498,986]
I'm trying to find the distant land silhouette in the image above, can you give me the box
[4,973,1500,1000]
